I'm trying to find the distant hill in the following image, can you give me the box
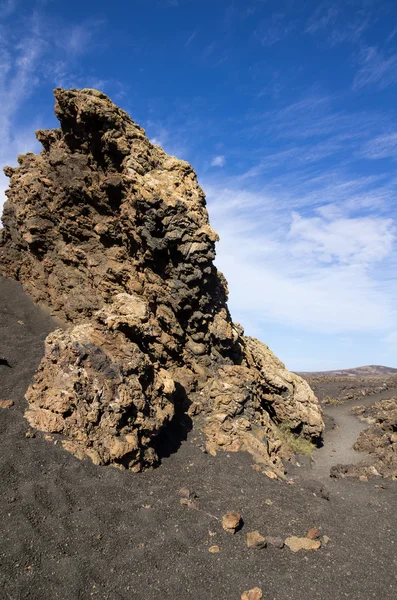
[298,365,397,378]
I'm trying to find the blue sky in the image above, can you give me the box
[1,0,397,371]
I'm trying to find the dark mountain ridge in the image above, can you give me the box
[298,365,397,378]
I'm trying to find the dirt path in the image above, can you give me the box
[310,389,396,479]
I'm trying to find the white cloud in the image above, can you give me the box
[0,9,113,218]
[205,182,397,336]
[361,132,397,159]
[288,212,395,265]
[0,31,45,215]
[353,46,397,90]
[211,155,226,167]
[255,13,295,46]
[305,3,339,34]
[185,32,197,48]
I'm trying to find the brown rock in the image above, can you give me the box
[179,487,191,499]
[263,469,278,480]
[322,535,330,546]
[285,536,321,552]
[266,536,284,549]
[209,545,220,553]
[241,588,263,600]
[0,88,324,472]
[222,511,242,533]
[0,400,14,409]
[246,531,266,549]
[25,408,64,433]
[306,527,320,540]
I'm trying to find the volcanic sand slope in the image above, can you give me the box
[1,276,397,600]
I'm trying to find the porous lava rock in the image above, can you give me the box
[0,88,324,472]
[353,399,397,478]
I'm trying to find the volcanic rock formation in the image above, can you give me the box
[346,399,397,478]
[0,88,323,473]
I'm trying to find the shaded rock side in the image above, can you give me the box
[0,88,324,472]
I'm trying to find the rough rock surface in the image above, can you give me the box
[0,88,323,472]
[329,398,397,479]
[284,536,321,552]
[353,399,397,478]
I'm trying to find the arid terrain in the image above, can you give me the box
[301,371,397,404]
[1,275,397,600]
[0,89,396,600]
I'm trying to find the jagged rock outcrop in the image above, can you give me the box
[352,399,397,478]
[0,88,324,473]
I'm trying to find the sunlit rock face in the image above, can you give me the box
[0,88,324,472]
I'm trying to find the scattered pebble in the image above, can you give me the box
[222,511,242,533]
[179,487,190,499]
[322,535,330,546]
[306,527,320,540]
[0,400,14,409]
[246,531,267,549]
[209,545,220,553]
[241,587,263,600]
[208,530,216,538]
[179,498,199,509]
[267,536,284,549]
[264,498,273,506]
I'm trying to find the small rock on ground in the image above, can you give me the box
[306,527,320,540]
[241,587,263,600]
[246,531,266,549]
[222,511,242,533]
[285,536,321,552]
[266,536,284,549]
[0,400,14,409]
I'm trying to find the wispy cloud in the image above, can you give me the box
[353,46,397,90]
[255,13,295,46]
[361,132,397,159]
[205,181,397,336]
[0,7,111,217]
[0,23,45,214]
[0,0,17,19]
[61,19,105,56]
[211,155,226,167]
[185,31,196,48]
[305,3,339,34]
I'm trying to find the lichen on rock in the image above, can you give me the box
[0,88,324,473]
